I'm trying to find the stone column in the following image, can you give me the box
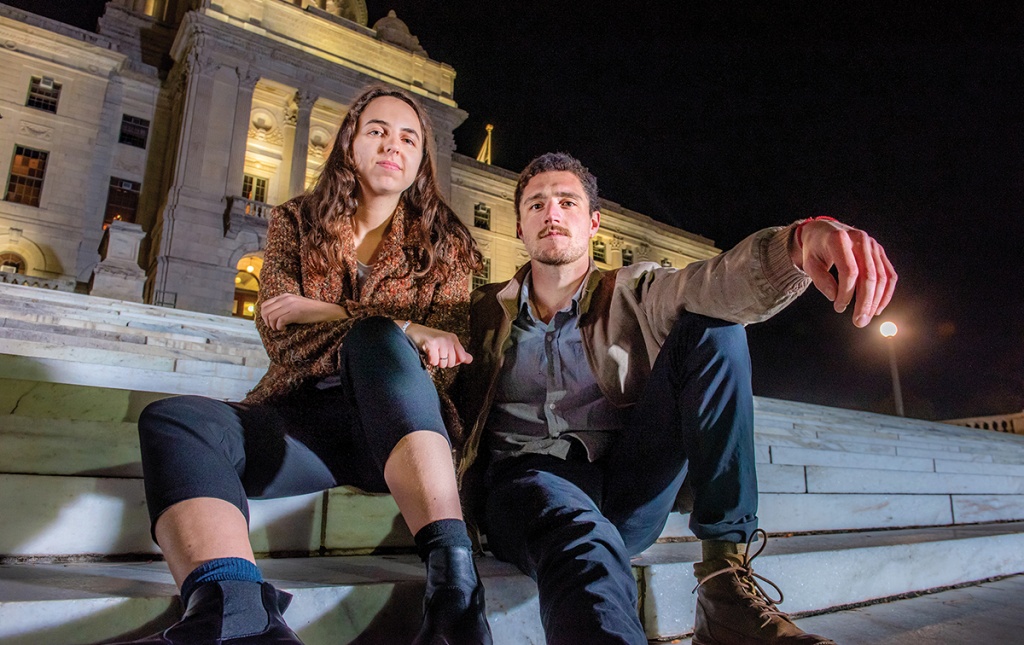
[169,43,216,191]
[225,69,259,200]
[288,90,317,197]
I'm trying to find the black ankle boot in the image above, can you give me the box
[109,580,304,644]
[412,546,493,645]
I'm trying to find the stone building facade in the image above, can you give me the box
[0,0,719,317]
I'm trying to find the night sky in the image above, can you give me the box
[6,1,1024,421]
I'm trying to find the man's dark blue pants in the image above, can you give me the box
[484,312,758,644]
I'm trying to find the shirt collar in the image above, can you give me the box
[517,268,585,323]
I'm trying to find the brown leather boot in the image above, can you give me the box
[691,530,836,645]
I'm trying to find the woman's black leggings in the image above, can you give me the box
[137,316,450,535]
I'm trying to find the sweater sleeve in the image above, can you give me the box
[254,203,381,371]
[420,256,472,394]
[630,225,812,340]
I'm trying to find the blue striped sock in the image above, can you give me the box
[180,557,263,606]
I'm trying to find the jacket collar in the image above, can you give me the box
[497,259,604,321]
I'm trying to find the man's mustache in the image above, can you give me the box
[539,226,571,238]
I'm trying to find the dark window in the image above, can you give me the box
[472,258,491,291]
[473,202,491,230]
[621,248,633,266]
[660,258,673,268]
[592,238,607,263]
[119,115,150,148]
[6,145,49,207]
[104,177,141,226]
[242,174,268,203]
[26,76,61,113]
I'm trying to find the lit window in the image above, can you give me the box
[472,258,491,291]
[119,115,150,148]
[104,177,141,226]
[621,248,633,267]
[6,145,49,207]
[474,202,491,230]
[26,76,61,113]
[0,252,26,274]
[592,238,607,263]
[242,174,268,203]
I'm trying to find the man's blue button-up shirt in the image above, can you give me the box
[487,275,627,462]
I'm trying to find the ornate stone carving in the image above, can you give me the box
[323,0,368,25]
[308,125,333,159]
[19,121,53,141]
[237,67,260,91]
[283,103,298,127]
[372,11,427,56]
[295,89,318,111]
[248,107,283,144]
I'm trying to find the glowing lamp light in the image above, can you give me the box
[247,304,255,313]
[246,265,255,273]
[880,321,898,338]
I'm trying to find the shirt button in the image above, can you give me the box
[548,403,556,410]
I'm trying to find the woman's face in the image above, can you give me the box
[351,96,425,201]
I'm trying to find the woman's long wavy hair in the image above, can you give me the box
[302,86,482,279]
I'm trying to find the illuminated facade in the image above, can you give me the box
[0,0,719,317]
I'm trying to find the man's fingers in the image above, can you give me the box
[876,247,898,315]
[804,256,839,305]
[831,234,860,315]
[850,237,878,327]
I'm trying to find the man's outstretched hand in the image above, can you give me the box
[790,218,897,328]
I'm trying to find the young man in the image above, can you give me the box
[456,152,895,644]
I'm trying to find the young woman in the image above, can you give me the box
[116,86,491,644]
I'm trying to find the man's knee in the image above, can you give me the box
[487,468,618,561]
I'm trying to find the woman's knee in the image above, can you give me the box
[345,315,404,348]
[137,395,245,468]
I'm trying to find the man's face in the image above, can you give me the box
[517,171,600,266]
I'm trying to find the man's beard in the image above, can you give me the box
[527,227,589,266]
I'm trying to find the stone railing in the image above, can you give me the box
[0,270,75,292]
[228,196,274,220]
[224,195,274,240]
[945,411,1024,435]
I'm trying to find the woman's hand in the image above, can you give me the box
[260,293,348,331]
[401,321,473,368]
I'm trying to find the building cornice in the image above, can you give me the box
[201,0,457,107]
[0,8,126,78]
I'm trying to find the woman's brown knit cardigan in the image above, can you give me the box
[243,197,471,445]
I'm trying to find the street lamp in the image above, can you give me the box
[879,321,904,417]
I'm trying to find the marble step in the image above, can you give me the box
[6,463,1024,560]
[0,326,267,371]
[0,315,267,362]
[0,473,416,559]
[1,523,1022,644]
[0,379,167,422]
[0,283,260,336]
[0,353,257,400]
[0,465,840,559]
[805,465,1024,495]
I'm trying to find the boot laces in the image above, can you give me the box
[692,529,791,629]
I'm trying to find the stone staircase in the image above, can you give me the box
[1,281,1023,644]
